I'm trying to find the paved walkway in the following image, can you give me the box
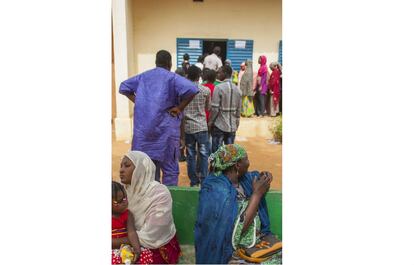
[112,117,282,190]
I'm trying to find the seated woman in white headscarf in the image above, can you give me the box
[119,151,181,264]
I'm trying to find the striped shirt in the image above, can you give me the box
[208,79,242,133]
[183,83,211,134]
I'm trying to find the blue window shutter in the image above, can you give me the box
[226,39,254,71]
[176,38,203,68]
[278,40,283,65]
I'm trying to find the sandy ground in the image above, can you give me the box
[112,120,282,191]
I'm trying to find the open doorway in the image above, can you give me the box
[202,39,227,65]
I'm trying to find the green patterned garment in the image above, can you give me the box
[262,253,283,265]
[209,144,247,176]
[231,195,282,264]
[232,199,261,248]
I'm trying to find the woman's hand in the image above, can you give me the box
[242,172,273,235]
[264,171,273,184]
[253,171,272,197]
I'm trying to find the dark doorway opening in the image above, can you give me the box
[202,39,227,65]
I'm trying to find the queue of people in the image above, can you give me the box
[113,48,282,264]
[119,48,282,187]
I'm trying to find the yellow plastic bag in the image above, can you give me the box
[120,244,135,265]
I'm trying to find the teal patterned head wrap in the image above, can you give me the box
[209,144,247,175]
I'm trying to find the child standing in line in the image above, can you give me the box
[202,69,217,153]
[183,66,211,187]
[202,69,216,124]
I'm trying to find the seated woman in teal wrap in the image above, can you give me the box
[194,144,282,264]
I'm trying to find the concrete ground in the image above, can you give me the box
[112,117,282,190]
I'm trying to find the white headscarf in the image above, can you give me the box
[124,151,176,249]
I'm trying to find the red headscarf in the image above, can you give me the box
[258,55,268,94]
[258,55,268,76]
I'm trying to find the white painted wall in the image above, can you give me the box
[112,0,133,140]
